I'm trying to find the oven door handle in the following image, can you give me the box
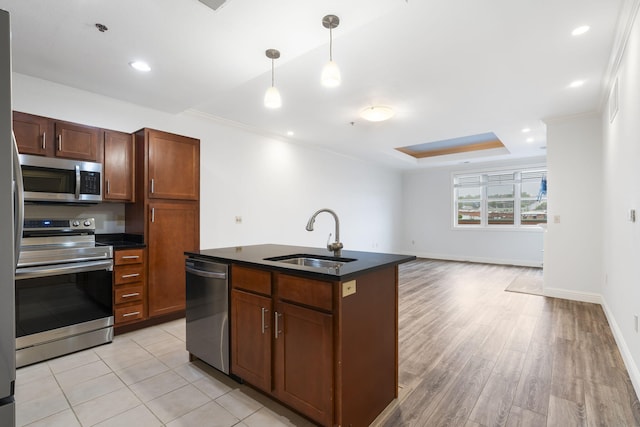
[15,259,114,280]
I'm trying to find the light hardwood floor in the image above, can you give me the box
[379,259,640,427]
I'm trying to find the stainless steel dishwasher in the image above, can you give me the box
[185,257,229,374]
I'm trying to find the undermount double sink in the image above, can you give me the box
[265,254,357,270]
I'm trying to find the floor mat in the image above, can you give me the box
[505,274,543,296]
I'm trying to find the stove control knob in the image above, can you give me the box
[72,220,80,227]
[84,220,92,227]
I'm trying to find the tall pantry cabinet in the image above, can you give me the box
[125,128,200,320]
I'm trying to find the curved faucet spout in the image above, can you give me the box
[305,208,343,256]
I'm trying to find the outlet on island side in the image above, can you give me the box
[235,216,242,224]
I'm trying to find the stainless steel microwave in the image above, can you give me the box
[19,154,102,203]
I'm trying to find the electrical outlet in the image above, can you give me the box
[235,216,242,224]
[630,209,636,222]
[553,215,561,224]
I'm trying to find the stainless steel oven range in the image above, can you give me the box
[15,218,113,367]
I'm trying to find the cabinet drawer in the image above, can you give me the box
[115,249,144,265]
[276,274,333,312]
[114,284,144,304]
[232,265,272,295]
[114,265,145,285]
[115,304,144,323]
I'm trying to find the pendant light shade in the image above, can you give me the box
[264,49,282,109]
[321,15,341,88]
[264,86,281,109]
[321,61,341,88]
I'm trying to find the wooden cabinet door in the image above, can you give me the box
[54,121,99,161]
[104,130,134,201]
[274,301,333,426]
[147,129,199,200]
[231,289,272,392]
[147,201,199,317]
[13,111,52,156]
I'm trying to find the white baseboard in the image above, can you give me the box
[600,298,640,403]
[542,287,603,304]
[406,251,543,268]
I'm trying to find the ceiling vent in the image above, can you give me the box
[198,0,231,11]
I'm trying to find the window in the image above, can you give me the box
[453,168,547,228]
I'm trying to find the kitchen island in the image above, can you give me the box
[185,244,415,427]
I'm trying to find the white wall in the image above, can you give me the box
[543,113,603,301]
[401,158,546,267]
[601,2,640,397]
[12,73,403,253]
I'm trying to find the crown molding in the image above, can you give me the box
[600,0,640,107]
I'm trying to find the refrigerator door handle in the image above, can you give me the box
[12,131,24,267]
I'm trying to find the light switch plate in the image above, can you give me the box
[342,280,356,297]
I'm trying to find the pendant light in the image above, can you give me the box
[321,14,341,88]
[264,49,282,109]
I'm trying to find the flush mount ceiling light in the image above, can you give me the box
[129,61,151,72]
[360,106,395,122]
[264,49,282,109]
[321,14,341,88]
[569,79,585,88]
[572,25,590,36]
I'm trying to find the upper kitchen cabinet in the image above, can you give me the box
[13,111,53,156]
[146,129,199,200]
[54,120,100,161]
[13,111,100,161]
[103,130,134,202]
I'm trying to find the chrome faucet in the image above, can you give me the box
[305,208,343,257]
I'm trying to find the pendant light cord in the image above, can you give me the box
[329,25,333,61]
[271,58,275,87]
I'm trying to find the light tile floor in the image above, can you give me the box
[15,319,317,427]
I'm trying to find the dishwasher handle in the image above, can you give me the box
[185,265,227,280]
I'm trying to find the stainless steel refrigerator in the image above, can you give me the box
[1,8,19,427]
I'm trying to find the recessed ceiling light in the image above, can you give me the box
[286,131,294,136]
[526,137,534,143]
[360,106,395,122]
[569,79,585,88]
[522,128,531,133]
[572,25,590,36]
[129,61,151,72]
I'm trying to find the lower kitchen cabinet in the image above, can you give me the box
[113,248,146,325]
[147,201,199,317]
[230,289,272,392]
[273,301,333,426]
[230,266,334,426]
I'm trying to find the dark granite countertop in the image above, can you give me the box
[185,244,415,280]
[96,233,146,249]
